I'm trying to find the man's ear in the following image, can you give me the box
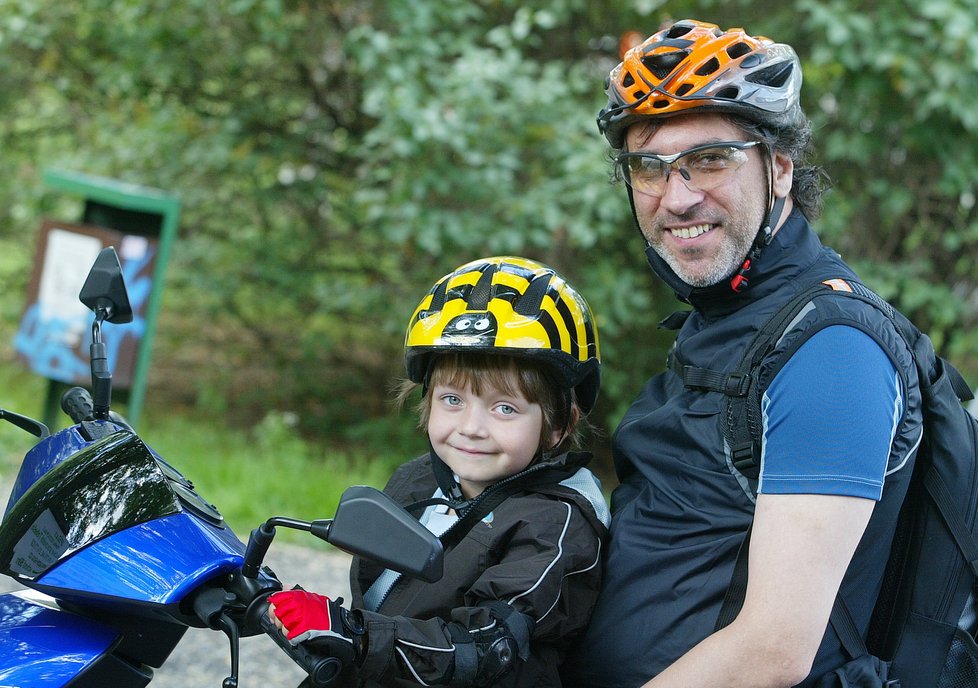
[772,150,794,199]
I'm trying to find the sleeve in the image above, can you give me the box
[354,498,603,686]
[758,324,903,500]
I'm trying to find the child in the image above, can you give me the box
[268,256,610,687]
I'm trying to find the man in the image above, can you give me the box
[562,19,923,687]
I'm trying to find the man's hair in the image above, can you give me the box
[725,113,831,220]
[395,352,586,454]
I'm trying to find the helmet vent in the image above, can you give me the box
[427,279,448,313]
[622,71,635,88]
[715,87,739,99]
[665,23,694,39]
[726,42,752,60]
[746,62,794,87]
[695,57,720,76]
[676,83,693,97]
[513,274,551,316]
[653,99,671,109]
[642,50,689,79]
[467,264,496,310]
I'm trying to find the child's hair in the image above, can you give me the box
[395,352,588,456]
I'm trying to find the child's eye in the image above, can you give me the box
[495,403,517,416]
[441,394,462,406]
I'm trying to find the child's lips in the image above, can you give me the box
[452,445,493,457]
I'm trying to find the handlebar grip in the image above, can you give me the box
[61,387,95,424]
[258,601,346,687]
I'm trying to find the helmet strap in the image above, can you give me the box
[729,193,785,293]
[728,142,786,293]
[421,358,435,398]
[428,437,470,509]
[548,386,575,454]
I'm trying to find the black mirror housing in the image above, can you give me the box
[79,247,133,324]
[327,486,444,583]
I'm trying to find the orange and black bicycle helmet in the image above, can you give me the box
[405,256,601,414]
[599,19,802,148]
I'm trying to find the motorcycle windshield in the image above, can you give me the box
[0,431,181,580]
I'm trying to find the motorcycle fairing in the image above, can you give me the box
[0,590,123,686]
[3,420,125,519]
[0,430,244,607]
[0,431,181,581]
[35,510,245,605]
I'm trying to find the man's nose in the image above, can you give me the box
[658,167,704,215]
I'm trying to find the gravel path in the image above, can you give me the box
[0,471,354,688]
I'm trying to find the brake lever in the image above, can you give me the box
[211,612,241,688]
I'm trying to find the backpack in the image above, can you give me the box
[672,278,978,688]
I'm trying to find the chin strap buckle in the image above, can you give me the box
[730,257,752,293]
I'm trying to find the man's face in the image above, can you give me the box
[624,113,791,288]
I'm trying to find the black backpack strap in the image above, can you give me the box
[715,525,752,632]
[716,523,874,662]
[828,592,871,661]
[926,463,978,579]
[712,278,906,648]
[672,281,835,476]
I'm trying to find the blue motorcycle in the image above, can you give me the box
[0,247,443,687]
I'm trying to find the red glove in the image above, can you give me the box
[268,590,362,665]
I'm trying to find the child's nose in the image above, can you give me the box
[459,407,489,436]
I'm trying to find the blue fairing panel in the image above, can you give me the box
[0,591,117,685]
[36,513,244,605]
[4,426,94,519]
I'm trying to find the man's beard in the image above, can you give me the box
[646,218,757,288]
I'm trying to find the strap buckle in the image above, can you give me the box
[723,372,751,396]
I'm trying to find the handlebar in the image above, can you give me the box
[255,597,347,687]
[61,386,95,424]
[61,386,135,432]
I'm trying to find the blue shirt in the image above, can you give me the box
[759,325,904,500]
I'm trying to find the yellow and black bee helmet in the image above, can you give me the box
[405,256,601,413]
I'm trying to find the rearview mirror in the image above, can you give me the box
[325,486,443,583]
[79,247,133,324]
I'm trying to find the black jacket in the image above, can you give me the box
[348,451,609,687]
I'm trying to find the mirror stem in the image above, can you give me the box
[90,315,112,420]
[241,517,333,579]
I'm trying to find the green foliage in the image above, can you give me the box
[0,0,975,478]
[0,364,47,484]
[797,0,978,372]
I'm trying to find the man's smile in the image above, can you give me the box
[667,223,715,240]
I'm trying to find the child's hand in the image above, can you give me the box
[267,589,361,665]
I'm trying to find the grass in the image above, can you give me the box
[0,358,406,548]
[141,411,397,544]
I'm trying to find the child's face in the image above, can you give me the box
[428,379,562,499]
